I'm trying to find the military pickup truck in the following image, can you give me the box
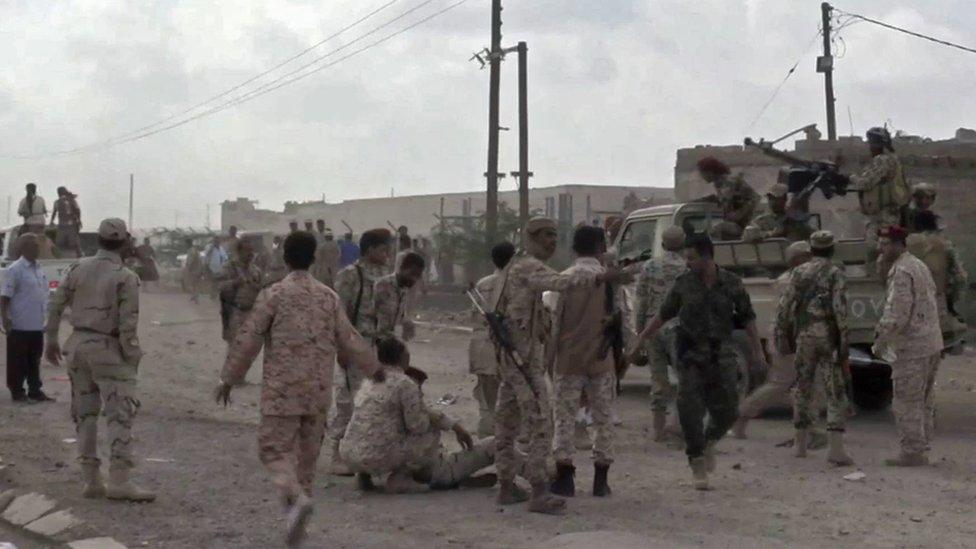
[612,201,963,410]
[0,225,98,294]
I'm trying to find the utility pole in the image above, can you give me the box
[515,41,531,228]
[818,2,837,141]
[6,196,10,225]
[484,0,503,246]
[128,174,134,229]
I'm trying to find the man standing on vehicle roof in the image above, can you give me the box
[51,186,83,258]
[633,232,765,490]
[695,157,760,241]
[18,183,47,235]
[774,231,854,466]
[874,225,943,467]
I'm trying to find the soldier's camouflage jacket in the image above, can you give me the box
[850,152,910,217]
[373,273,408,339]
[334,259,389,338]
[875,252,943,362]
[634,250,686,334]
[774,257,849,356]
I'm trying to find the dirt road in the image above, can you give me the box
[2,291,975,548]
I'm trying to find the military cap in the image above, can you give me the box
[98,218,129,241]
[877,224,908,242]
[809,230,834,250]
[911,182,937,197]
[662,225,686,250]
[785,240,811,263]
[766,183,788,198]
[525,217,557,235]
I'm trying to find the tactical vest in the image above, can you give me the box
[907,233,948,295]
[859,153,911,216]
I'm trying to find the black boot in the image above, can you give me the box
[593,463,612,497]
[549,462,575,497]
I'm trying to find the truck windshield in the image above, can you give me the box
[618,219,657,260]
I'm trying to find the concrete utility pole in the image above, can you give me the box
[128,174,134,229]
[818,2,837,141]
[515,41,531,229]
[484,0,503,246]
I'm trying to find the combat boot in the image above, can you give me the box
[592,463,611,497]
[652,411,668,442]
[826,431,854,466]
[689,457,709,491]
[884,453,929,467]
[105,469,156,502]
[81,464,106,499]
[549,462,576,497]
[793,429,808,458]
[703,441,718,473]
[285,492,313,548]
[732,417,748,440]
[329,440,353,476]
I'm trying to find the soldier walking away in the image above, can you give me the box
[469,242,516,437]
[634,225,687,442]
[204,236,228,299]
[311,220,341,288]
[548,226,618,498]
[742,184,813,243]
[633,232,766,490]
[340,337,496,493]
[873,225,943,467]
[215,231,382,547]
[901,182,942,233]
[694,157,760,241]
[18,183,48,235]
[492,217,632,514]
[849,127,911,270]
[51,186,83,258]
[329,228,393,475]
[217,239,263,346]
[45,218,156,502]
[182,238,204,303]
[906,211,967,341]
[774,232,854,465]
[373,252,424,340]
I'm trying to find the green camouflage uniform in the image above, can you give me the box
[634,250,686,413]
[707,174,760,240]
[47,250,143,472]
[216,259,263,342]
[850,153,910,253]
[658,268,755,461]
[774,257,850,431]
[746,212,813,242]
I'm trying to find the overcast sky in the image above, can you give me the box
[1,0,974,228]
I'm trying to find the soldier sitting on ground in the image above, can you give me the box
[694,156,760,241]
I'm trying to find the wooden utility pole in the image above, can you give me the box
[128,174,134,229]
[484,0,503,246]
[818,2,837,141]
[515,41,531,228]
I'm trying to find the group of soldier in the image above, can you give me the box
[11,182,84,258]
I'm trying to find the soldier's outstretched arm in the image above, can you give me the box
[220,289,274,386]
[44,263,79,365]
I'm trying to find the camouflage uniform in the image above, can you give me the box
[469,272,502,437]
[658,268,756,461]
[703,174,760,240]
[222,271,378,501]
[47,250,143,473]
[331,259,389,442]
[217,259,263,342]
[634,250,686,413]
[850,153,910,253]
[493,252,597,485]
[312,239,341,288]
[906,231,968,339]
[875,252,943,456]
[340,368,494,488]
[774,257,850,431]
[373,273,409,339]
[264,244,288,286]
[745,212,813,243]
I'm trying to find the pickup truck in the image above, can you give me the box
[612,201,963,410]
[0,225,98,293]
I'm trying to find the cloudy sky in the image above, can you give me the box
[1,0,974,228]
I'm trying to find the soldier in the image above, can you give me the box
[634,232,765,490]
[373,252,424,340]
[906,211,967,340]
[225,225,241,262]
[340,337,496,493]
[217,239,263,345]
[634,225,687,442]
[215,231,382,546]
[51,186,83,258]
[328,228,393,475]
[548,226,618,498]
[44,218,155,502]
[288,220,299,234]
[265,235,288,286]
[742,183,813,243]
[901,182,942,233]
[492,217,631,514]
[695,157,760,240]
[849,127,911,267]
[311,221,341,288]
[469,242,516,437]
[182,238,204,303]
[773,231,853,465]
[873,225,943,467]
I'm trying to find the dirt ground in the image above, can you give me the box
[2,289,976,548]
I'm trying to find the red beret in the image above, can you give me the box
[877,224,908,242]
[697,156,730,175]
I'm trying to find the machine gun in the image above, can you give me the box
[466,287,540,399]
[744,137,850,204]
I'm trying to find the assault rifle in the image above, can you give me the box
[466,287,540,399]
[598,282,624,362]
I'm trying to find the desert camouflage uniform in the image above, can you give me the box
[312,239,341,288]
[47,250,143,473]
[373,273,410,339]
[907,231,968,338]
[222,271,378,502]
[340,368,494,487]
[493,252,597,485]
[264,245,288,286]
[469,272,502,437]
[217,259,263,342]
[635,250,686,413]
[331,259,389,442]
[875,252,943,456]
[658,268,756,461]
[775,257,850,431]
[701,174,760,240]
[850,153,910,254]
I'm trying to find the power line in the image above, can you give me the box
[834,7,976,55]
[746,28,823,131]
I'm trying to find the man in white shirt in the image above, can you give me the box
[1,234,53,402]
[18,183,48,235]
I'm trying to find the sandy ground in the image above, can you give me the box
[2,289,976,548]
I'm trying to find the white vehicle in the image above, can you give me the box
[0,225,97,293]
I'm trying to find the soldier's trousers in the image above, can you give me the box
[647,326,678,413]
[259,412,328,504]
[472,374,499,438]
[552,371,614,465]
[891,354,941,455]
[330,364,366,443]
[495,358,551,485]
[674,337,739,461]
[67,341,140,472]
[399,432,495,489]
[793,336,848,431]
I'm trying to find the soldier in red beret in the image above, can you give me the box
[694,157,760,241]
